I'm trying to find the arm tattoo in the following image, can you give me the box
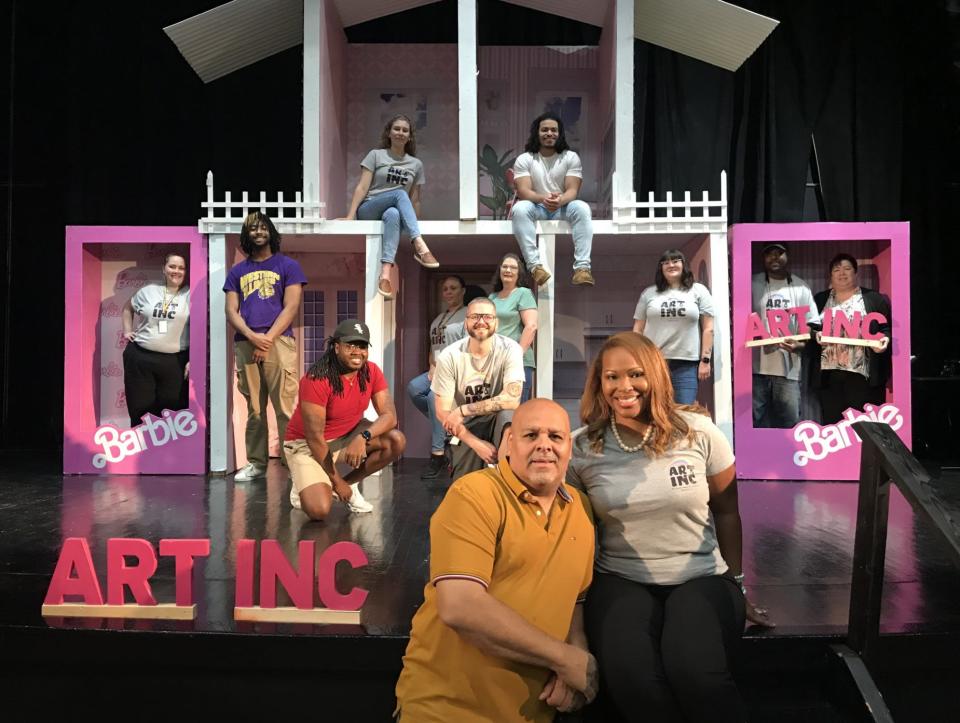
[464,381,522,416]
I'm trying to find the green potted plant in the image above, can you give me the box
[478,144,517,220]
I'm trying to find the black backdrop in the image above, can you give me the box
[1,0,957,451]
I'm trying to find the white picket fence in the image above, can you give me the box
[612,171,727,234]
[198,171,327,234]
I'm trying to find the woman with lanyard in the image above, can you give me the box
[121,253,190,427]
[406,275,467,479]
[568,332,773,723]
[633,249,715,405]
[807,253,891,424]
[488,252,538,402]
[343,113,439,299]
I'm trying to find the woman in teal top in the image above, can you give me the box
[489,252,538,402]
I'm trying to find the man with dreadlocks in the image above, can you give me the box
[224,211,307,482]
[283,319,406,519]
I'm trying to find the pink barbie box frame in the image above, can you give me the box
[63,227,208,474]
[731,222,911,480]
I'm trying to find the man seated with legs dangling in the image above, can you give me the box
[510,112,594,288]
[283,319,406,520]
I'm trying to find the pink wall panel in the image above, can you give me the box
[478,47,602,213]
[346,44,460,219]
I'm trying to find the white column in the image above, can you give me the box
[363,234,395,389]
[302,0,321,207]
[613,0,635,207]
[709,230,733,445]
[457,0,478,220]
[208,233,232,474]
[536,234,556,400]
[363,233,391,486]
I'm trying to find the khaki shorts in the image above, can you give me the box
[283,420,371,494]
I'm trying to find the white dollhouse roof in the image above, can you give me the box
[166,0,777,83]
[504,0,777,72]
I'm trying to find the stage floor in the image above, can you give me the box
[1,453,959,720]
[2,455,959,639]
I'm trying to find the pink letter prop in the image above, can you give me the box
[159,538,211,606]
[44,537,104,605]
[106,538,158,606]
[316,541,369,611]
[234,539,256,608]
[260,540,315,609]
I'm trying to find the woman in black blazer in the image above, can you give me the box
[807,253,891,424]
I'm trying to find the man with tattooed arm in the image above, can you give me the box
[430,296,526,481]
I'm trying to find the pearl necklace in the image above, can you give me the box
[610,418,653,453]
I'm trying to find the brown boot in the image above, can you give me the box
[530,265,552,287]
[572,268,595,286]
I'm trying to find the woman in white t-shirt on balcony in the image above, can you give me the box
[633,249,715,405]
[343,114,439,299]
[121,253,190,427]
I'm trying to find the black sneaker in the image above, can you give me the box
[420,454,447,480]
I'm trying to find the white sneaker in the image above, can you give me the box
[289,480,301,510]
[234,462,266,482]
[343,483,373,514]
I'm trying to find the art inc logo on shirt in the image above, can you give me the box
[463,382,492,404]
[669,461,698,488]
[659,299,687,318]
[765,293,790,310]
[386,166,412,186]
[152,301,180,320]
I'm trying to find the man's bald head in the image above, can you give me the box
[507,399,573,495]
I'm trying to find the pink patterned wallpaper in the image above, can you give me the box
[346,44,460,219]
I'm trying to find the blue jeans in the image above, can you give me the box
[753,374,801,428]
[357,189,421,264]
[406,372,445,454]
[668,359,699,405]
[510,199,592,270]
[522,366,535,404]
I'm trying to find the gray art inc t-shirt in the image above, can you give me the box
[431,334,525,407]
[429,306,467,358]
[634,283,715,361]
[567,410,735,586]
[361,149,425,198]
[130,284,190,353]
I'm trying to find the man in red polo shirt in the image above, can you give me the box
[283,319,406,520]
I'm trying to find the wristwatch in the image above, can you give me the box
[701,356,711,364]
[360,429,372,442]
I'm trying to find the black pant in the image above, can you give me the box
[122,342,189,427]
[448,410,513,481]
[818,370,884,424]
[585,572,745,723]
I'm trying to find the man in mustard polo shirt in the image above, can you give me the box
[395,399,598,722]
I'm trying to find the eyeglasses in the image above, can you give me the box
[466,313,496,322]
[340,341,369,350]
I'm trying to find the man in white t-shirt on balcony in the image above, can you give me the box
[510,112,594,288]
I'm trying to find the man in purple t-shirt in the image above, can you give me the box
[223,212,307,481]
